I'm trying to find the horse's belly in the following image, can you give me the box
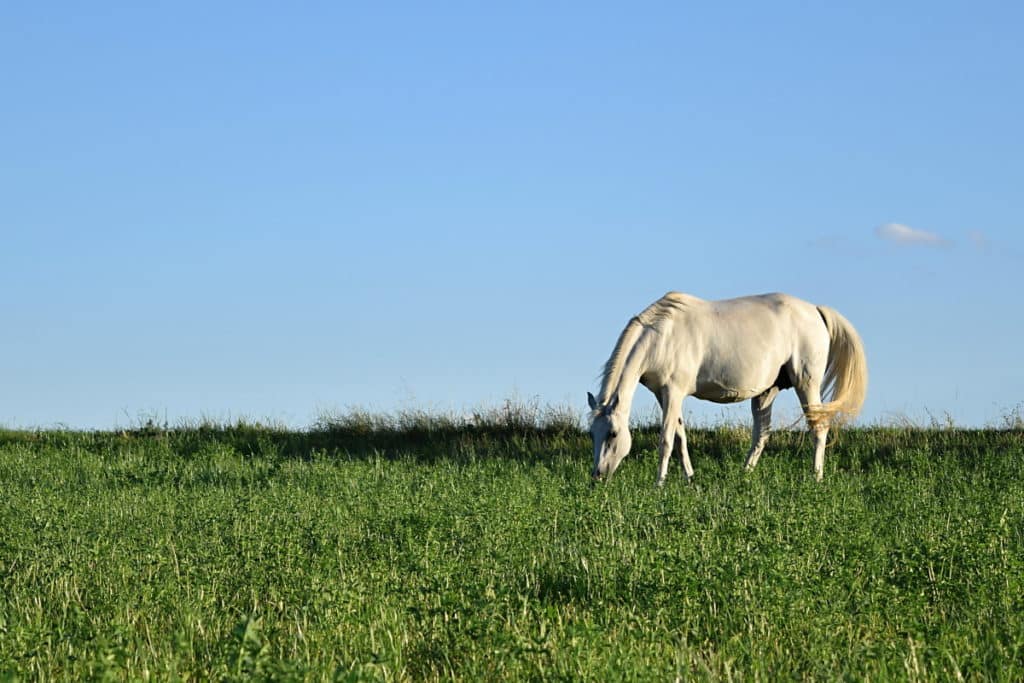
[691,347,783,403]
[693,380,762,404]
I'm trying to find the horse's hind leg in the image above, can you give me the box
[810,422,829,482]
[674,416,693,481]
[795,380,829,481]
[744,387,779,471]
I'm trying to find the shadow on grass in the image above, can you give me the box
[0,418,587,465]
[1,415,1020,470]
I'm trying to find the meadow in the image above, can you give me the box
[1,406,1022,681]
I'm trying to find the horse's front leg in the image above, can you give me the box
[656,388,686,486]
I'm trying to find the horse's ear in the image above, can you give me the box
[587,392,598,410]
[607,392,619,411]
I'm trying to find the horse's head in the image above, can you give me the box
[587,391,632,481]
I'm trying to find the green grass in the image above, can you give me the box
[1,416,1022,680]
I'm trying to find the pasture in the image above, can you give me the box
[1,411,1022,681]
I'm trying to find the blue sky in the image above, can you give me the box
[3,2,1022,429]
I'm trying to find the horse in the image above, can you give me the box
[587,292,867,484]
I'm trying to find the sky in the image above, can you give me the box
[2,2,1022,429]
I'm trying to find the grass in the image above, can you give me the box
[1,409,1022,680]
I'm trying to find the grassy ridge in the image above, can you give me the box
[1,418,1023,680]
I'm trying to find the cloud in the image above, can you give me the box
[875,223,949,246]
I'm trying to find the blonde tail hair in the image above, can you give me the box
[808,305,868,429]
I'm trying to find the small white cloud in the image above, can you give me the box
[875,223,948,246]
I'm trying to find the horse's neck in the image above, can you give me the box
[602,331,653,411]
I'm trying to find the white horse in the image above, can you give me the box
[588,292,868,484]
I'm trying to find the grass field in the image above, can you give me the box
[1,408,1023,681]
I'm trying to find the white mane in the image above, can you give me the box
[596,292,700,405]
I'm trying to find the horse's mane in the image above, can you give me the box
[597,292,700,404]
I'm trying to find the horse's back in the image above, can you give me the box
[712,292,813,315]
[661,291,814,314]
[652,291,827,354]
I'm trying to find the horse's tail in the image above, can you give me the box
[810,305,868,428]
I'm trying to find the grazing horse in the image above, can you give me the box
[588,292,867,483]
